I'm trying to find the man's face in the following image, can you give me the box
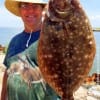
[19,2,43,28]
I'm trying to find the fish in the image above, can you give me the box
[38,0,96,100]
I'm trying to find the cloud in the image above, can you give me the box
[90,15,100,20]
[88,15,100,27]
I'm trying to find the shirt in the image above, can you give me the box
[4,30,40,67]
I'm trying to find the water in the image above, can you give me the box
[89,32,100,75]
[0,27,23,46]
[0,27,100,74]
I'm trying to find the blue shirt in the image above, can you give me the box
[4,30,40,67]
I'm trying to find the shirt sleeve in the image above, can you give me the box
[3,38,16,68]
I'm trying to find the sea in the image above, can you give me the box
[0,27,100,75]
[0,27,23,46]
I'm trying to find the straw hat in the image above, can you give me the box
[5,0,48,16]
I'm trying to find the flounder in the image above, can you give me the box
[38,0,96,100]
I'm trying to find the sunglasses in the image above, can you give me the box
[19,3,45,10]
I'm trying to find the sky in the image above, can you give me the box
[0,0,100,28]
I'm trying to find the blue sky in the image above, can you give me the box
[0,0,100,28]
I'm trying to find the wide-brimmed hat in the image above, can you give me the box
[5,0,48,16]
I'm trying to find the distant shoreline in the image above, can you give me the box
[93,29,100,32]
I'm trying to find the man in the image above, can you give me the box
[1,0,60,100]
[4,0,46,65]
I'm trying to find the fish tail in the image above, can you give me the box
[62,93,74,100]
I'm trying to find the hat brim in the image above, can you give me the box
[5,0,47,17]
